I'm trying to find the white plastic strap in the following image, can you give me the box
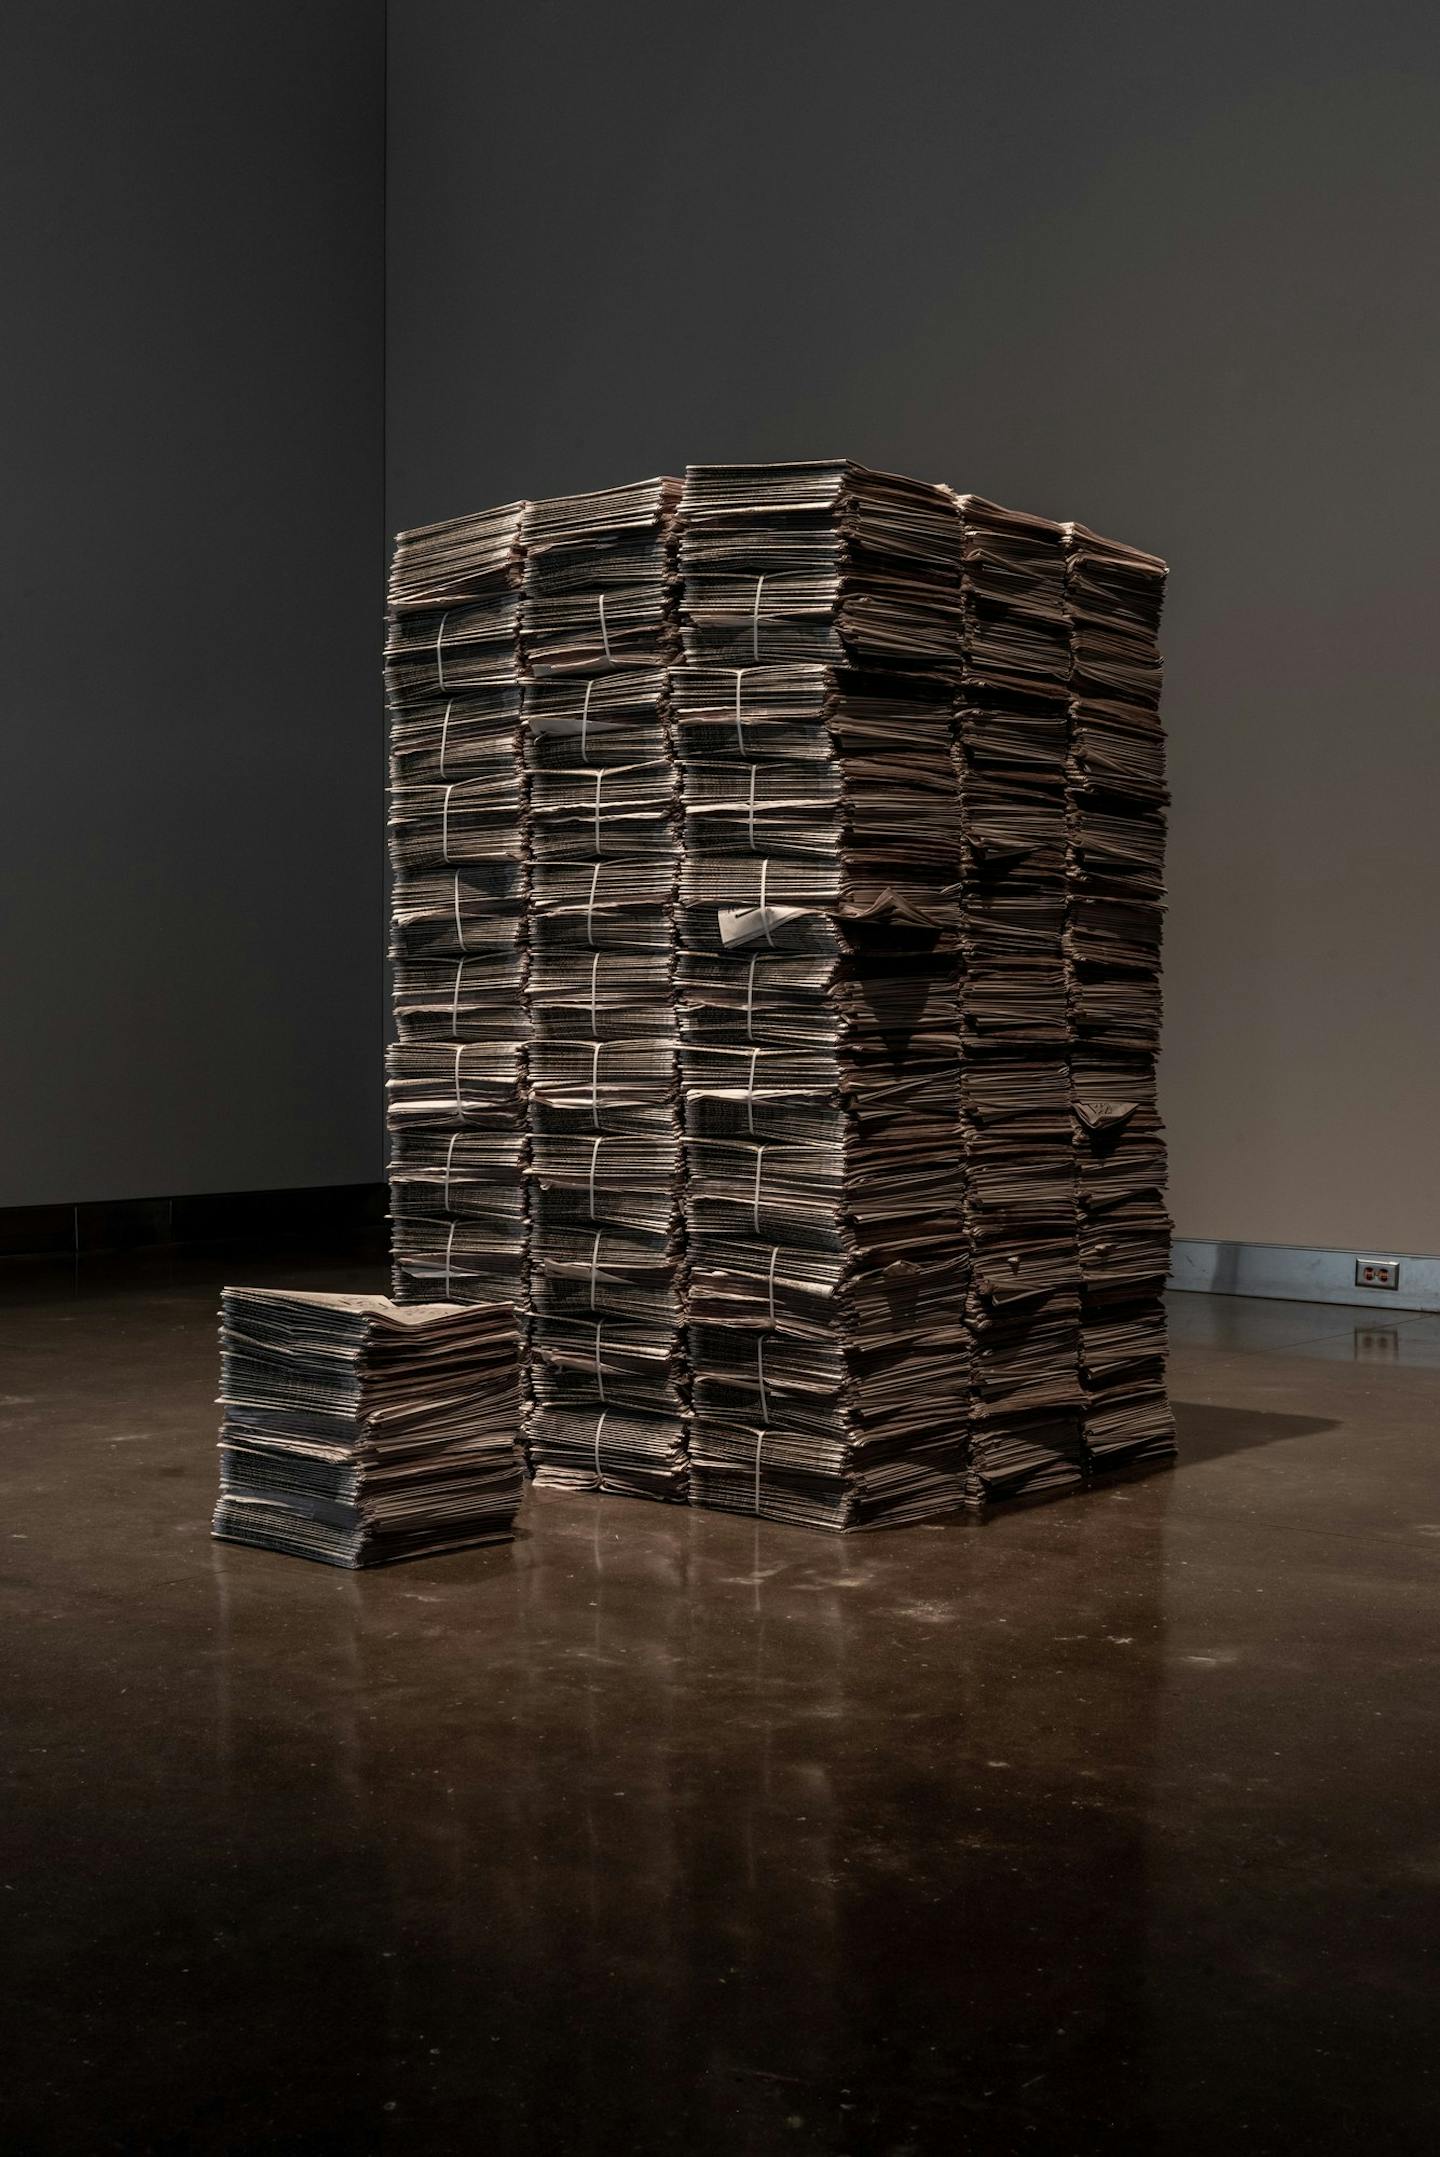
[451,958,465,1031]
[453,871,466,953]
[443,1129,460,1210]
[453,1042,466,1118]
[444,1219,457,1299]
[756,1334,769,1421]
[733,668,747,755]
[594,1321,606,1404]
[435,611,449,689]
[441,782,455,864]
[593,768,604,856]
[746,763,759,853]
[588,1231,603,1312]
[594,1409,608,1485]
[751,577,765,661]
[589,950,601,1036]
[439,698,454,778]
[590,1040,603,1131]
[744,954,759,1041]
[753,1426,765,1514]
[598,593,612,661]
[588,1136,603,1219]
[759,858,776,947]
[752,1144,766,1235]
[585,861,601,948]
[580,677,595,763]
[766,1242,780,1326]
[745,1045,760,1136]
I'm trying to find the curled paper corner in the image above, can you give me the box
[1076,1100,1139,1134]
[717,903,813,949]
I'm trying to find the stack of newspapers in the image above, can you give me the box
[948,494,1086,1509]
[212,1290,522,1566]
[385,502,531,1310]
[1063,526,1174,1473]
[674,463,969,1528]
[383,462,1174,1530]
[521,480,689,1501]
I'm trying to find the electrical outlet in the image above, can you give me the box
[1355,1257,1401,1291]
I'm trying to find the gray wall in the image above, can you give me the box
[387,0,1440,1255]
[0,1,385,1207]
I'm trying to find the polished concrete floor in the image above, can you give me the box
[2,1248,1437,2155]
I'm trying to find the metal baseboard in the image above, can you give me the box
[1168,1239,1440,1314]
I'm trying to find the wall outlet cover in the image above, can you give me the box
[1355,1258,1401,1290]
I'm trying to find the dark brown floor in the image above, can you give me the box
[2,1248,1437,2155]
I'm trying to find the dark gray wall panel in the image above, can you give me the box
[386,0,1440,1252]
[0,1,385,1205]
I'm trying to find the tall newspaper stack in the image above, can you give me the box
[672,463,970,1528]
[947,496,1086,1509]
[1062,527,1175,1473]
[384,462,1174,1531]
[520,482,690,1501]
[384,505,531,1318]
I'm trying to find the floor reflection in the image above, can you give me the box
[198,1489,1175,2152]
[6,1263,1435,2151]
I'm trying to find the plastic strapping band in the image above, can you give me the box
[435,611,449,689]
[590,1041,602,1131]
[453,1042,465,1119]
[594,1409,607,1486]
[439,699,454,778]
[746,763,759,853]
[745,1045,760,1136]
[598,593,612,662]
[588,1136,603,1220]
[744,954,758,1041]
[593,768,604,857]
[756,1334,769,1421]
[585,861,601,948]
[451,958,465,1031]
[442,782,454,864]
[752,1144,766,1235]
[766,1242,780,1326]
[759,858,776,947]
[733,668,747,755]
[753,1426,765,1515]
[444,1219,456,1299]
[588,1231,602,1311]
[594,1321,606,1404]
[589,950,601,1036]
[453,871,466,953]
[751,577,765,661]
[443,1129,459,1210]
[580,678,594,763]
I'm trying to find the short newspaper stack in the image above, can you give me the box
[385,504,530,1311]
[385,461,1173,1530]
[520,481,689,1501]
[673,463,970,1527]
[211,1290,522,1566]
[1063,526,1175,1473]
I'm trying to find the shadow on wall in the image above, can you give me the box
[1172,1401,1338,1468]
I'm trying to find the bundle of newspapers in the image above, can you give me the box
[211,1289,522,1566]
[386,501,530,1311]
[1063,525,1174,1473]
[384,461,1173,1529]
[947,493,1086,1508]
[521,480,689,1501]
[674,464,969,1528]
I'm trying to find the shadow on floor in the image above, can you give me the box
[1172,1398,1339,1467]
